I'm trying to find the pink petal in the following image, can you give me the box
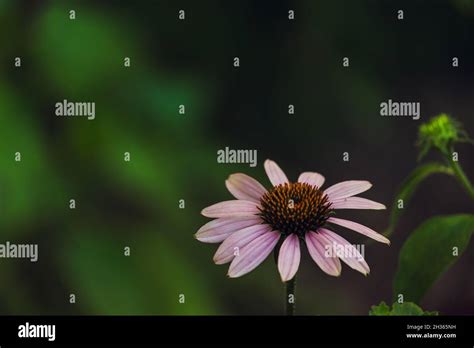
[298,172,325,188]
[201,200,259,218]
[324,180,372,201]
[225,173,267,202]
[318,228,370,275]
[195,217,262,243]
[213,224,271,264]
[264,159,289,186]
[227,231,280,278]
[330,197,386,210]
[305,231,341,276]
[278,234,301,282]
[327,217,390,244]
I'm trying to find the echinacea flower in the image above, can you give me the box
[195,159,389,282]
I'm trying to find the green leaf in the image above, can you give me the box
[385,163,453,237]
[391,303,438,316]
[393,214,474,303]
[370,301,438,316]
[59,226,220,315]
[369,301,390,315]
[33,6,132,94]
[0,83,67,236]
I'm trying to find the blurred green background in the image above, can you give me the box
[0,0,473,315]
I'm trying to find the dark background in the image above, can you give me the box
[0,0,473,315]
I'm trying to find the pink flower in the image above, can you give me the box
[195,159,389,281]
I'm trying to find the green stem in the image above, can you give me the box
[285,277,296,316]
[449,159,474,201]
[444,147,474,201]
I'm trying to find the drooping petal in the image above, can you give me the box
[264,159,289,186]
[201,200,259,218]
[327,217,390,244]
[195,217,262,243]
[227,231,280,278]
[305,231,341,276]
[213,224,271,264]
[277,234,301,282]
[318,228,370,275]
[330,197,386,210]
[324,180,372,201]
[298,172,325,188]
[225,173,267,202]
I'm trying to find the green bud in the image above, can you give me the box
[417,114,471,160]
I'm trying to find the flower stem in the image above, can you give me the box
[444,147,474,200]
[449,158,474,201]
[285,277,296,316]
